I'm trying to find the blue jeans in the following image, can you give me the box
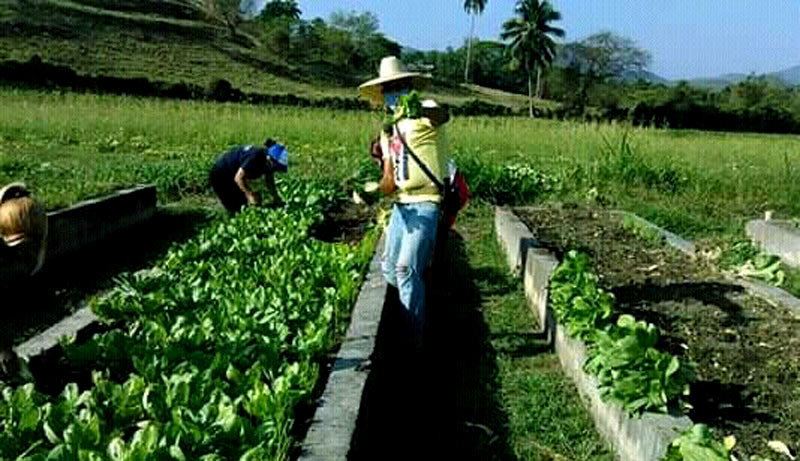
[383,201,440,345]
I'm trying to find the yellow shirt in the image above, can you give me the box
[380,113,448,204]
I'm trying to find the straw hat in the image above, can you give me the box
[358,56,431,105]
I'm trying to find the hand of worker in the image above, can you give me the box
[246,191,261,206]
[370,138,383,168]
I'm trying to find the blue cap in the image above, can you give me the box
[268,144,288,173]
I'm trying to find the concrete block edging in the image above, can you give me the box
[298,234,386,461]
[494,207,692,461]
[746,219,800,268]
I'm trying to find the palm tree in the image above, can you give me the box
[501,0,564,116]
[258,0,301,22]
[463,0,487,83]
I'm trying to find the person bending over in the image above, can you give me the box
[209,138,288,213]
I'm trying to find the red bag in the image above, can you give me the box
[443,169,470,229]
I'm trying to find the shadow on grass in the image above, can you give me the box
[3,207,213,348]
[348,231,516,461]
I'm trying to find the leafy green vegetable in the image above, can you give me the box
[736,253,786,287]
[382,90,423,133]
[585,316,693,415]
[550,251,615,341]
[550,251,694,416]
[663,424,732,461]
[0,178,377,460]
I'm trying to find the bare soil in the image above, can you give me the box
[515,205,800,458]
[311,201,374,245]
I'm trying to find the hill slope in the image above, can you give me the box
[0,0,532,109]
[772,65,800,85]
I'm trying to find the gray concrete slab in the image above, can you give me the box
[298,235,386,461]
[524,248,558,343]
[733,277,800,317]
[746,219,800,268]
[495,207,540,275]
[46,185,157,259]
[14,305,98,359]
[498,207,693,461]
[610,211,696,257]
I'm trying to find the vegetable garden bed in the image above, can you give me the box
[515,206,800,459]
[0,179,378,460]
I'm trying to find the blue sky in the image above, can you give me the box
[296,1,800,80]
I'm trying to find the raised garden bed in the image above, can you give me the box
[514,205,800,459]
[0,180,379,459]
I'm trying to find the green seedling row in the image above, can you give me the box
[549,251,693,417]
[0,179,378,460]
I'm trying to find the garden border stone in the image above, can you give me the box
[45,185,157,260]
[13,305,99,359]
[608,211,696,256]
[298,234,386,461]
[746,219,800,268]
[495,206,693,461]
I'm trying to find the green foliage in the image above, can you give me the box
[0,179,376,460]
[381,90,424,133]
[456,158,557,205]
[550,251,615,341]
[256,0,300,22]
[719,240,787,287]
[663,424,732,461]
[596,131,689,194]
[621,215,665,245]
[501,0,565,74]
[585,315,692,415]
[549,251,694,416]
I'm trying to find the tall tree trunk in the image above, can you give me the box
[535,66,542,99]
[528,71,533,118]
[464,13,475,83]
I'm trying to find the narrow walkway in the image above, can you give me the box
[348,204,611,461]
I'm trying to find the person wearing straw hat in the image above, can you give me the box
[209,138,288,213]
[360,56,450,349]
[0,182,48,377]
[0,182,47,278]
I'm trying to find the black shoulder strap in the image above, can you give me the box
[394,124,445,192]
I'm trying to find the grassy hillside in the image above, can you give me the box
[0,0,536,110]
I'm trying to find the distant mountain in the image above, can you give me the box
[621,70,669,84]
[686,68,800,89]
[685,73,745,89]
[770,65,800,85]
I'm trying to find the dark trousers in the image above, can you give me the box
[209,167,246,213]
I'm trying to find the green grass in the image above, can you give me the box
[458,203,613,460]
[3,88,799,244]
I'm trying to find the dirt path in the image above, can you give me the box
[348,204,611,461]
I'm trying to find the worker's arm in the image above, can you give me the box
[263,168,283,206]
[234,168,260,205]
[379,154,396,195]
